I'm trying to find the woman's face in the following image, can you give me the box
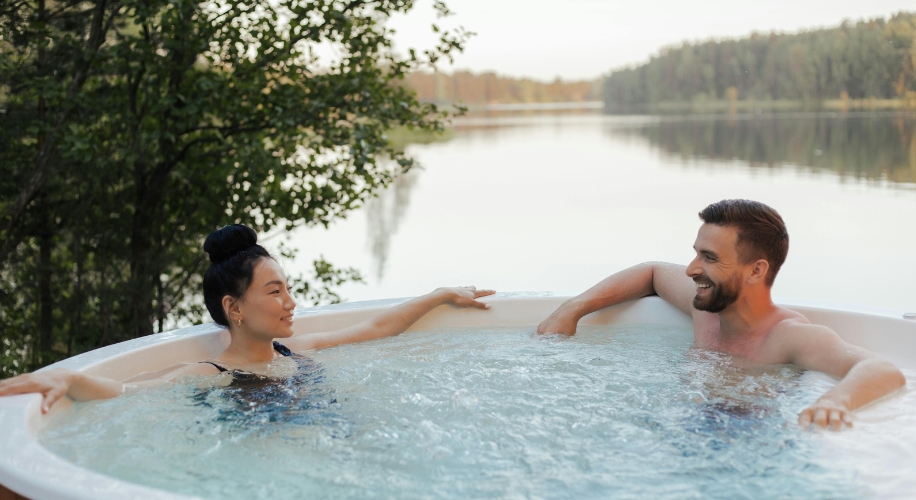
[234,258,297,339]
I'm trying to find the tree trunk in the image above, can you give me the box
[69,238,83,357]
[37,200,53,361]
[128,156,173,340]
[35,0,53,362]
[128,180,157,341]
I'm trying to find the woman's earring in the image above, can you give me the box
[237,318,242,327]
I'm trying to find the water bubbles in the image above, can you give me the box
[623,387,649,408]
[39,325,872,499]
[451,389,479,410]
[400,392,435,407]
[680,391,707,404]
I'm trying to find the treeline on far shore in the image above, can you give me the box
[603,12,916,113]
[406,71,602,106]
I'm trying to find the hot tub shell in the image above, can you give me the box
[1,294,914,500]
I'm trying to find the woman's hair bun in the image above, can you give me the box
[202,224,272,327]
[203,224,259,264]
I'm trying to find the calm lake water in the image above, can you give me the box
[286,112,916,315]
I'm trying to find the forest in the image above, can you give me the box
[603,12,916,113]
[407,71,600,105]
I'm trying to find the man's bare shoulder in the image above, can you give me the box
[764,313,851,367]
[769,311,833,335]
[768,311,838,344]
[768,313,888,379]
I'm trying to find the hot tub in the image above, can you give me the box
[1,294,914,499]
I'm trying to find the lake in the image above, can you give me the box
[286,111,916,316]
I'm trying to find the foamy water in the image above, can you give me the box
[39,325,915,499]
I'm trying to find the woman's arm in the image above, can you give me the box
[0,369,123,413]
[0,363,219,413]
[285,286,495,351]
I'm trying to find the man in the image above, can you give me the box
[537,199,905,430]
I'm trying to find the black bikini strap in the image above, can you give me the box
[272,341,293,357]
[200,361,229,373]
[201,344,289,373]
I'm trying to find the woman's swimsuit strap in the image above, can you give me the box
[201,361,229,372]
[272,341,293,357]
[199,341,293,372]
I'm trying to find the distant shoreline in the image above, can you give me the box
[464,101,604,111]
[606,97,916,114]
[426,97,916,115]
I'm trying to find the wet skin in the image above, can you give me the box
[538,223,905,431]
[0,256,495,412]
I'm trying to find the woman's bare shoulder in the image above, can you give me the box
[277,335,319,353]
[124,362,221,383]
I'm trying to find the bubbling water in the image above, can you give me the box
[40,325,884,499]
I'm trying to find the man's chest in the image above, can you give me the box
[691,316,779,362]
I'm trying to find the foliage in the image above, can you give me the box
[295,257,365,305]
[407,70,600,105]
[384,125,454,152]
[0,0,469,376]
[603,12,916,112]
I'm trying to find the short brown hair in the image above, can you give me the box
[698,199,789,286]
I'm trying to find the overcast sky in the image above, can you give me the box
[387,0,911,81]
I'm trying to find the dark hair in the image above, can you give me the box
[202,224,272,327]
[698,199,789,287]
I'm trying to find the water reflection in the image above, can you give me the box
[290,112,916,313]
[605,112,916,185]
[365,168,420,280]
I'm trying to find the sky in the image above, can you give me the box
[387,0,912,81]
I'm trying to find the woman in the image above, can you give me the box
[0,224,494,413]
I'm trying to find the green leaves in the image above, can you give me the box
[0,0,469,376]
[289,256,365,305]
[603,12,916,110]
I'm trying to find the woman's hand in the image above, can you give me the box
[436,286,495,309]
[0,369,77,413]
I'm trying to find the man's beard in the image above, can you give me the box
[693,273,742,313]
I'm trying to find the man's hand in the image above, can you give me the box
[536,303,581,335]
[780,321,905,430]
[798,399,853,431]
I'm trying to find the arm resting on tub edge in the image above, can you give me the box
[537,262,695,335]
[0,362,218,413]
[0,369,122,413]
[783,321,906,429]
[284,286,494,352]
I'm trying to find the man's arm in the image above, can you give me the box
[780,322,906,430]
[537,262,697,335]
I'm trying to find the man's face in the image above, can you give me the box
[687,224,745,313]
